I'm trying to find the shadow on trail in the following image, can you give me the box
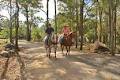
[19,41,120,80]
[65,53,120,76]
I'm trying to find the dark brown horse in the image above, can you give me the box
[44,34,58,58]
[59,32,75,55]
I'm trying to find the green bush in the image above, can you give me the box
[32,27,43,41]
[0,28,9,39]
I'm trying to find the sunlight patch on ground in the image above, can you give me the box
[56,68,67,76]
[27,60,51,69]
[26,47,45,51]
[100,71,120,80]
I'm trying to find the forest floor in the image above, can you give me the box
[0,40,120,80]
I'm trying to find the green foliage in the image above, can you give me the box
[0,28,9,39]
[18,27,26,39]
[85,29,95,42]
[31,27,44,41]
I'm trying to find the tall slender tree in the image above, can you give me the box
[15,0,19,50]
[79,0,84,50]
[54,0,57,34]
[75,0,79,48]
[47,0,49,28]
[25,5,30,41]
[9,0,13,43]
[98,0,103,42]
[108,0,117,55]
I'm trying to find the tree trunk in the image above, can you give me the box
[9,0,13,43]
[25,6,31,41]
[47,0,49,28]
[94,0,98,42]
[79,0,84,50]
[75,0,79,48]
[114,0,117,53]
[108,0,116,55]
[98,6,103,42]
[54,0,57,34]
[15,0,19,50]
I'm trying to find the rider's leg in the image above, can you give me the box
[47,34,51,45]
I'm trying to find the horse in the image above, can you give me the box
[59,32,76,55]
[44,34,58,58]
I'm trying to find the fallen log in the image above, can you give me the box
[94,40,110,53]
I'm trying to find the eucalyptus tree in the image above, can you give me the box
[75,0,79,48]
[79,0,84,50]
[58,0,76,28]
[14,0,19,49]
[47,0,49,28]
[108,0,118,55]
[9,0,13,43]
[0,0,16,42]
[20,0,41,41]
[54,0,57,34]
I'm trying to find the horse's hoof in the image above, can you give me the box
[66,53,68,56]
[48,55,50,58]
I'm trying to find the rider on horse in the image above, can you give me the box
[45,23,54,45]
[62,25,71,37]
[59,25,71,43]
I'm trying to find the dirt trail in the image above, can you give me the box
[0,40,120,80]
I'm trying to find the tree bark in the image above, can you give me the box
[75,0,79,48]
[94,0,98,42]
[79,0,84,50]
[98,4,103,42]
[47,0,49,28]
[54,0,57,34]
[15,0,19,50]
[9,0,13,43]
[108,0,116,55]
[25,6,31,41]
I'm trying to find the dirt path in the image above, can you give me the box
[18,40,120,80]
[0,40,120,80]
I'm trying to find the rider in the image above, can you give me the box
[45,23,54,44]
[62,25,71,37]
[60,25,71,43]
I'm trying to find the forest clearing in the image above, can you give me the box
[0,0,120,80]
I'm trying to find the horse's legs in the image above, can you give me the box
[48,46,51,58]
[68,46,71,55]
[46,47,48,57]
[45,45,49,57]
[66,46,69,55]
[61,45,64,55]
[54,45,57,58]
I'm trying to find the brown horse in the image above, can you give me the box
[59,32,75,55]
[44,34,58,58]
